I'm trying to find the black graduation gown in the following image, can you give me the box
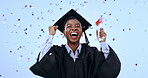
[30,44,121,78]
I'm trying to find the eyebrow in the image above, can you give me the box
[66,23,80,25]
[66,24,72,26]
[75,23,80,25]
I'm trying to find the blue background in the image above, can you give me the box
[0,0,148,78]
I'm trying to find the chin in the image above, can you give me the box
[68,40,80,44]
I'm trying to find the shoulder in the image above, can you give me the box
[51,44,65,50]
[81,43,105,61]
[81,43,100,53]
[49,44,65,54]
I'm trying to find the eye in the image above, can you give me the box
[76,24,81,28]
[66,24,72,28]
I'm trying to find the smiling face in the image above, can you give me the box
[63,19,83,44]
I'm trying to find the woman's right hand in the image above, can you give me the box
[48,25,58,35]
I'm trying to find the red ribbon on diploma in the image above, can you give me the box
[95,17,103,26]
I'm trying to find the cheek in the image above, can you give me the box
[79,29,83,34]
[63,30,69,36]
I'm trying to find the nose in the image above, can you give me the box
[71,28,77,32]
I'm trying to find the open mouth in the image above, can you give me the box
[70,32,78,36]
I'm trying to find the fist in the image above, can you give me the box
[99,28,106,37]
[48,25,58,35]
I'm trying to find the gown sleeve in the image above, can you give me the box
[30,46,60,78]
[97,46,121,78]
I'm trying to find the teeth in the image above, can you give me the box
[71,33,78,36]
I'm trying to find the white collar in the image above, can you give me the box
[65,44,82,54]
[65,44,82,61]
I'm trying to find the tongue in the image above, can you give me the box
[71,36,77,39]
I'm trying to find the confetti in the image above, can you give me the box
[134,1,138,4]
[16,70,19,72]
[69,1,72,4]
[30,52,33,54]
[60,8,62,10]
[84,1,88,4]
[116,18,119,22]
[89,34,92,36]
[37,37,40,39]
[25,5,27,8]
[17,48,19,50]
[10,50,12,53]
[80,4,84,6]
[134,69,136,72]
[20,55,23,57]
[11,31,13,33]
[105,19,107,22]
[108,13,111,16]
[37,17,39,20]
[18,19,20,21]
[47,10,53,14]
[14,24,16,26]
[27,57,30,61]
[25,32,27,35]
[55,3,59,6]
[123,29,125,31]
[49,53,52,55]
[95,17,103,26]
[19,46,22,48]
[30,24,32,27]
[29,5,32,8]
[109,26,112,28]
[62,36,65,38]
[39,34,42,37]
[41,29,45,33]
[50,3,52,5]
[135,63,138,66]
[32,13,34,16]
[24,28,27,31]
[113,38,115,41]
[41,17,44,19]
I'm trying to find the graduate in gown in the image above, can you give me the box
[30,9,121,78]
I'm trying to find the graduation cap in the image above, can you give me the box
[54,9,92,44]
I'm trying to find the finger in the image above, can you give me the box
[48,26,51,31]
[48,26,52,30]
[54,25,58,31]
[55,25,58,29]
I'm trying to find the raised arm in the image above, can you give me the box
[96,28,121,78]
[39,26,58,61]
[96,28,110,59]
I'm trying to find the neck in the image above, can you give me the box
[67,42,80,52]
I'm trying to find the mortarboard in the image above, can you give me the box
[53,9,92,44]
